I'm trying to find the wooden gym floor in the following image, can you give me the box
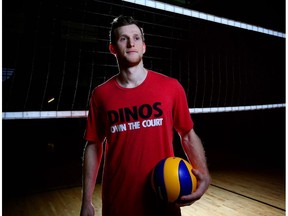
[3,167,285,216]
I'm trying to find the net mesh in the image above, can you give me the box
[2,0,285,119]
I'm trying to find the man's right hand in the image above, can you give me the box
[80,202,95,216]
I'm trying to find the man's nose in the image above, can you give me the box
[128,38,135,47]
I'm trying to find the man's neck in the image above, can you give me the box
[117,65,148,88]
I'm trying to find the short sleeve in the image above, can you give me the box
[84,90,106,144]
[172,81,194,136]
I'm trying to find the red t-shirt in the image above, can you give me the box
[85,70,194,216]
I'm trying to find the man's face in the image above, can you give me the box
[110,24,146,67]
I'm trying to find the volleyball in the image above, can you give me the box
[151,157,197,203]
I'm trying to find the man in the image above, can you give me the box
[80,15,211,216]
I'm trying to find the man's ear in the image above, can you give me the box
[143,42,146,54]
[109,43,117,55]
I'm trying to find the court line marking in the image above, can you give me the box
[210,183,285,212]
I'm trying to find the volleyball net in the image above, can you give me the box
[2,0,285,120]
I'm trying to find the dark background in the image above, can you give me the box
[3,0,285,197]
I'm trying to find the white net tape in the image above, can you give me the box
[2,103,285,120]
[123,0,285,38]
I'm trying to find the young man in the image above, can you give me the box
[80,15,211,216]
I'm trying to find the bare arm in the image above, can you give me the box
[179,128,211,205]
[80,141,104,216]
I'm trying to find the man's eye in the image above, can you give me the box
[120,37,126,41]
